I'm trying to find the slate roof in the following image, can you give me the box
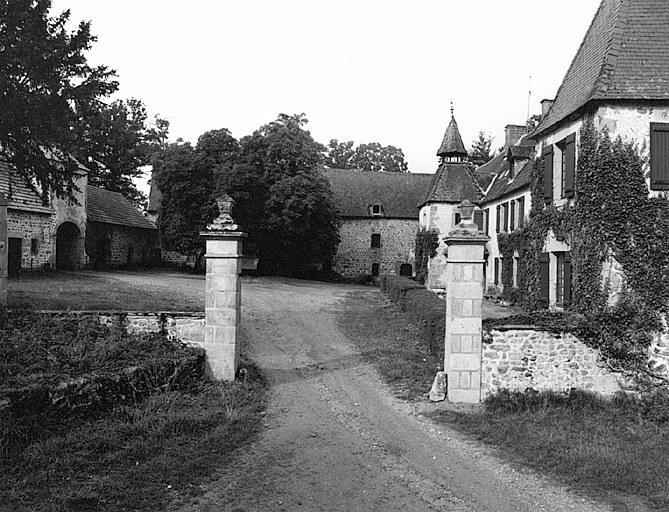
[419,162,482,206]
[87,186,156,230]
[437,116,468,158]
[535,0,669,135]
[0,161,54,214]
[324,169,433,219]
[482,159,535,204]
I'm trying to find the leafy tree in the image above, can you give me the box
[469,131,494,167]
[227,114,339,275]
[324,140,408,172]
[71,98,169,206]
[0,0,118,199]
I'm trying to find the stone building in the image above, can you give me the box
[0,160,156,274]
[418,113,483,292]
[326,169,433,279]
[528,0,669,309]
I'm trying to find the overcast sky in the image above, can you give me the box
[53,0,602,177]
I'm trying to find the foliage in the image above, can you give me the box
[324,139,409,172]
[153,129,239,254]
[469,131,494,167]
[71,98,169,206]
[498,120,669,373]
[0,0,118,199]
[226,114,340,275]
[414,228,439,285]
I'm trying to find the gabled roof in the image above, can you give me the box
[0,161,54,214]
[86,186,156,230]
[437,116,468,158]
[419,162,482,206]
[482,159,534,204]
[535,0,669,135]
[324,169,433,219]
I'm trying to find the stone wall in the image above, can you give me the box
[7,209,55,270]
[86,221,157,268]
[93,311,204,346]
[333,218,417,278]
[482,327,624,398]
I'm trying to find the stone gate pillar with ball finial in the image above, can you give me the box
[200,194,247,381]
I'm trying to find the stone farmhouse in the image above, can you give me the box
[326,168,433,279]
[0,160,156,275]
[475,0,669,309]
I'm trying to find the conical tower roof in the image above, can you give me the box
[437,115,467,159]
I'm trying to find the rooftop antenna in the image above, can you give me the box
[450,99,454,117]
[527,75,532,122]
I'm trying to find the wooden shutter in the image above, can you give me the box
[496,205,501,232]
[517,197,525,229]
[542,145,554,203]
[503,202,509,231]
[539,252,549,306]
[563,134,575,198]
[651,123,669,190]
[494,258,500,285]
[563,252,572,307]
[484,208,489,235]
[510,200,516,231]
[473,210,484,231]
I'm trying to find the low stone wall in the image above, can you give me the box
[482,327,625,398]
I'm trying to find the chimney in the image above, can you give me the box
[541,99,554,119]
[504,124,528,150]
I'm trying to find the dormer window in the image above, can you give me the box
[371,203,383,216]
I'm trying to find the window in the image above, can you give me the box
[539,252,550,306]
[556,252,572,307]
[558,134,575,198]
[517,197,525,229]
[371,204,382,216]
[484,208,490,235]
[510,200,516,231]
[650,123,669,190]
[502,202,509,232]
[371,263,380,277]
[494,258,500,285]
[30,238,39,255]
[542,145,554,204]
[454,213,461,226]
[371,233,381,248]
[473,209,484,231]
[496,205,501,233]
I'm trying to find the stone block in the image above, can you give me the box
[208,274,239,292]
[462,299,473,317]
[461,335,473,353]
[206,307,238,327]
[448,317,480,335]
[450,282,483,300]
[449,334,462,352]
[208,257,241,275]
[448,353,480,371]
[463,264,473,281]
[448,388,480,404]
[459,371,471,389]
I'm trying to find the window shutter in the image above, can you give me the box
[563,134,575,198]
[517,197,525,229]
[484,208,489,235]
[651,123,669,190]
[539,252,549,306]
[510,200,516,231]
[496,205,501,233]
[564,252,572,307]
[503,202,509,231]
[474,210,484,231]
[494,258,500,285]
[542,145,554,203]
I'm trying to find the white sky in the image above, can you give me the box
[53,0,601,179]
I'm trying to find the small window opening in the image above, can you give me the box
[30,238,39,255]
[371,233,381,248]
[371,204,382,216]
[371,263,380,277]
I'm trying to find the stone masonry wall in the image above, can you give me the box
[7,209,55,270]
[482,328,624,398]
[333,218,417,278]
[96,311,205,346]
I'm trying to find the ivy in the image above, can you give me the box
[497,120,669,375]
[415,228,439,285]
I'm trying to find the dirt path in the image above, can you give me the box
[171,277,636,512]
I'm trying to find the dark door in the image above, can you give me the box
[8,238,21,277]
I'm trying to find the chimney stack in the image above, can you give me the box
[504,124,528,150]
[541,99,554,119]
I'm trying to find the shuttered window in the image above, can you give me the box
[496,205,501,233]
[542,145,554,204]
[651,123,669,190]
[561,133,575,198]
[510,200,516,231]
[484,208,490,235]
[473,210,484,231]
[502,202,509,232]
[556,252,572,307]
[539,252,549,306]
[494,258,500,285]
[517,197,525,229]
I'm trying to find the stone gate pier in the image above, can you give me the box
[443,200,489,403]
[201,195,246,381]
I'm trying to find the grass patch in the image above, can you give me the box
[428,389,669,509]
[338,290,442,401]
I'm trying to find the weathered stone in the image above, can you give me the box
[429,371,447,402]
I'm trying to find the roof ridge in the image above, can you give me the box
[593,0,629,98]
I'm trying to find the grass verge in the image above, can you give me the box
[339,288,669,509]
[337,290,442,401]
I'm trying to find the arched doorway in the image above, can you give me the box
[399,263,413,277]
[56,222,81,270]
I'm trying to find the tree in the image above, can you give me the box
[71,98,169,206]
[0,0,118,199]
[324,140,409,172]
[152,129,239,254]
[469,131,494,167]
[227,114,339,275]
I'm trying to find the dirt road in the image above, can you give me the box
[172,277,632,512]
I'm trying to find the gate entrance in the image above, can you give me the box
[56,222,81,270]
